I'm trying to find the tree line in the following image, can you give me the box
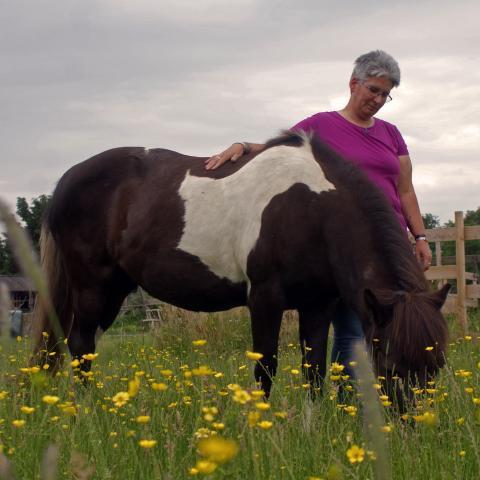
[1,196,480,275]
[0,195,49,274]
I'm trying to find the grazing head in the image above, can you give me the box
[364,283,451,407]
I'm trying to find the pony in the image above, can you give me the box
[34,131,449,401]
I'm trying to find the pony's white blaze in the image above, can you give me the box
[178,143,335,283]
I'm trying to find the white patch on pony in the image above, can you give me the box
[95,326,104,346]
[178,141,335,283]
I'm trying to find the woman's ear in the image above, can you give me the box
[349,77,359,94]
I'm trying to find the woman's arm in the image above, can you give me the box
[205,142,265,170]
[398,154,432,271]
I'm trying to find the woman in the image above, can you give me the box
[205,50,432,375]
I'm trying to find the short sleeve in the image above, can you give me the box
[393,125,409,156]
[290,116,313,134]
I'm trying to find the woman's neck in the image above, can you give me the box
[337,107,374,128]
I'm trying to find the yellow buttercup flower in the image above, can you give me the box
[330,362,345,374]
[12,419,26,428]
[414,411,438,426]
[128,377,140,397]
[139,439,157,449]
[136,415,151,424]
[344,406,357,416]
[197,436,239,464]
[152,382,168,391]
[42,395,60,405]
[192,339,207,346]
[112,392,130,407]
[192,366,214,376]
[194,460,217,474]
[346,445,365,464]
[257,421,273,429]
[20,406,35,414]
[246,351,263,361]
[81,353,99,361]
[20,367,41,374]
[232,389,251,404]
[250,390,265,399]
[248,411,261,427]
[255,402,270,411]
[62,406,77,416]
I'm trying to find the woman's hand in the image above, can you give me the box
[205,143,244,170]
[415,240,432,271]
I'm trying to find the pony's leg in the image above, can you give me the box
[298,306,330,399]
[248,283,285,397]
[68,284,132,375]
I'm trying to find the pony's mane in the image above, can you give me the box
[391,293,448,371]
[369,288,448,372]
[265,131,429,292]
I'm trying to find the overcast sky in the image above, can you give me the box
[1,0,479,225]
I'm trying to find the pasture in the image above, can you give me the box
[0,309,479,480]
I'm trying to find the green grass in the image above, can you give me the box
[0,310,479,479]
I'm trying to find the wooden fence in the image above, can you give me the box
[424,211,480,330]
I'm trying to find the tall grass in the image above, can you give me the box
[0,312,478,479]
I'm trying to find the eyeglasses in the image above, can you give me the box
[363,83,393,103]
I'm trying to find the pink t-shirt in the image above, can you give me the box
[292,111,409,229]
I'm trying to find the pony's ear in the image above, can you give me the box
[432,283,451,309]
[364,288,394,325]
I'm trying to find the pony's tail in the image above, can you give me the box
[31,224,72,370]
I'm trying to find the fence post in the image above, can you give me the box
[435,240,443,286]
[455,211,467,332]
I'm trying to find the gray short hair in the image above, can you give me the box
[352,50,401,87]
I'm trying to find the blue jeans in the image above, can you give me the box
[331,300,364,379]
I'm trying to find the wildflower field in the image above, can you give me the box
[0,309,480,480]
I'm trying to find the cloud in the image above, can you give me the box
[1,0,479,226]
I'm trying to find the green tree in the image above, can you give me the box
[439,207,480,266]
[0,195,50,275]
[16,195,50,250]
[422,213,440,230]
[0,233,19,274]
[464,207,480,258]
[464,207,480,226]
